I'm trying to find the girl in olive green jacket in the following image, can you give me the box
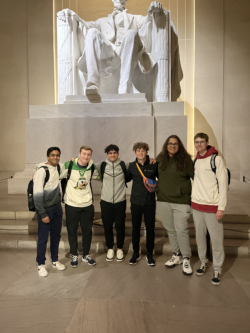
[156,135,194,276]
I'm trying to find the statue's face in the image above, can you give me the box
[112,0,127,10]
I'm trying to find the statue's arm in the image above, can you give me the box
[57,8,99,30]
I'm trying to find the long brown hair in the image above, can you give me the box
[159,135,191,171]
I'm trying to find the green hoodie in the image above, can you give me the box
[156,155,194,205]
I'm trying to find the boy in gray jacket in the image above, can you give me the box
[98,144,128,262]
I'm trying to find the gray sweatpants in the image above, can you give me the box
[157,201,191,257]
[192,209,224,273]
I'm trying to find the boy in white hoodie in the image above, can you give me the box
[33,147,65,277]
[191,133,228,286]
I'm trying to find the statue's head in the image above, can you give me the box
[112,0,127,11]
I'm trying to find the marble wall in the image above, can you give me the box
[0,0,29,171]
[195,0,250,180]
[223,0,250,180]
[0,0,54,172]
[194,0,224,154]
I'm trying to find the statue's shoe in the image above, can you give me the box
[85,85,99,95]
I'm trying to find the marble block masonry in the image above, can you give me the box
[8,97,186,194]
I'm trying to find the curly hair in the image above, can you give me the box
[133,142,149,152]
[104,144,119,154]
[159,135,191,171]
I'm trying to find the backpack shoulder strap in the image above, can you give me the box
[100,161,107,180]
[90,164,95,180]
[57,164,61,175]
[38,166,49,187]
[120,161,128,187]
[67,160,74,181]
[120,161,127,174]
[210,154,217,175]
[210,154,219,192]
[193,157,197,166]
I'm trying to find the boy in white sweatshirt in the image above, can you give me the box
[191,133,228,286]
[33,147,66,277]
[60,145,100,268]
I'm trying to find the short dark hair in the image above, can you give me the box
[133,142,149,152]
[104,144,119,154]
[194,133,209,142]
[47,147,61,157]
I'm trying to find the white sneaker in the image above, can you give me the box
[116,249,124,262]
[106,249,114,262]
[165,253,183,268]
[38,264,48,277]
[182,257,193,275]
[52,261,66,271]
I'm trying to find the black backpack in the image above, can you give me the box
[61,161,95,203]
[27,164,61,212]
[194,154,231,191]
[100,160,128,186]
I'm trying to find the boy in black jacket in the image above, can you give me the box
[127,142,158,266]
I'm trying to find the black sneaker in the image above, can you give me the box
[82,255,96,266]
[70,256,79,268]
[196,262,207,276]
[68,251,78,258]
[212,270,221,286]
[146,254,156,266]
[129,252,141,265]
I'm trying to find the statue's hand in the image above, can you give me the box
[57,8,76,22]
[148,1,163,14]
[57,9,70,22]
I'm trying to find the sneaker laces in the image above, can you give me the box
[84,255,91,260]
[169,254,178,263]
[183,257,190,268]
[72,256,78,262]
[213,270,219,279]
[200,262,206,270]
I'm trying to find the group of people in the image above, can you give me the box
[33,132,228,286]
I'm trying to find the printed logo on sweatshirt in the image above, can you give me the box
[74,177,88,190]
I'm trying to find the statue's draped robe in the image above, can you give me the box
[74,10,183,100]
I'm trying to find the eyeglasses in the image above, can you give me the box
[194,141,207,145]
[168,143,179,147]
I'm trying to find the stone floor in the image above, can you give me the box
[0,249,249,333]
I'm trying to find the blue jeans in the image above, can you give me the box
[36,204,63,265]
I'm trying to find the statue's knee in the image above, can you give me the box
[86,28,100,40]
[124,29,138,41]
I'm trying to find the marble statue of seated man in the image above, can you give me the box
[58,0,165,95]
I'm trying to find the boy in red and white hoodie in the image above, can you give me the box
[191,133,228,286]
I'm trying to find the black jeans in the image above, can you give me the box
[100,200,126,249]
[65,204,94,256]
[131,202,156,255]
[36,204,63,265]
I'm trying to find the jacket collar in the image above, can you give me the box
[136,155,150,166]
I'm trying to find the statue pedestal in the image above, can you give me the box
[8,100,187,194]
